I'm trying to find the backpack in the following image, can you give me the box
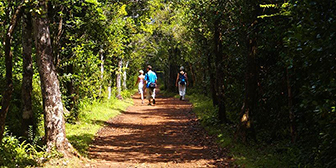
[179,72,186,85]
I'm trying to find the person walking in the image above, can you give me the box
[144,65,157,105]
[135,70,145,104]
[176,66,188,100]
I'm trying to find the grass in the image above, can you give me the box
[66,97,132,156]
[187,93,295,168]
[43,95,133,167]
[45,89,294,167]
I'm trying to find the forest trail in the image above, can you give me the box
[86,90,233,168]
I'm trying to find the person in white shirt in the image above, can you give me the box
[135,70,145,104]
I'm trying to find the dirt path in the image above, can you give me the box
[86,91,233,168]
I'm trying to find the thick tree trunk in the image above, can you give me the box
[214,18,227,123]
[122,60,129,90]
[237,3,260,142]
[33,0,73,155]
[237,28,258,142]
[21,11,34,138]
[0,2,24,144]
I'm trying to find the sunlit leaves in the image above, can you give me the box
[85,0,99,6]
[0,1,5,16]
[119,4,127,16]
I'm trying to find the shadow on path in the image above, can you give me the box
[88,91,233,167]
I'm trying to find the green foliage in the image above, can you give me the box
[188,93,295,168]
[120,89,134,99]
[1,0,335,167]
[188,93,219,127]
[284,1,336,167]
[180,0,336,167]
[4,72,44,139]
[0,129,54,167]
[66,93,132,156]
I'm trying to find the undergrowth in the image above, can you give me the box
[66,96,132,156]
[187,93,298,168]
[1,91,132,167]
[0,129,58,167]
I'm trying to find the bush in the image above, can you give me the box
[0,129,49,167]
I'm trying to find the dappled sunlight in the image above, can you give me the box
[87,92,231,167]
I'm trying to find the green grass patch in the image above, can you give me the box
[187,93,295,168]
[66,97,132,156]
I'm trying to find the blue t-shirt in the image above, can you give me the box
[145,70,157,88]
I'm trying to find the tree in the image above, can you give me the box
[213,17,227,123]
[122,60,129,90]
[116,58,123,99]
[21,8,34,138]
[0,1,24,144]
[236,1,261,142]
[33,0,73,155]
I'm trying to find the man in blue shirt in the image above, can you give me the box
[145,65,157,105]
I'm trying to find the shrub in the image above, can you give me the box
[0,129,52,167]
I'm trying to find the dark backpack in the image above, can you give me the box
[179,72,186,85]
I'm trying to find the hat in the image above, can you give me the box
[180,66,184,70]
[147,65,152,70]
[139,70,144,74]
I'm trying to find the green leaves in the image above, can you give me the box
[1,0,335,166]
[85,0,99,6]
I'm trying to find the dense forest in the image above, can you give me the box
[1,0,335,167]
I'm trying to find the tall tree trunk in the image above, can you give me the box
[214,18,227,123]
[122,60,129,90]
[0,2,24,144]
[188,63,196,87]
[286,68,297,143]
[108,80,112,100]
[237,3,260,142]
[237,33,258,142]
[167,45,179,92]
[99,48,104,97]
[116,58,122,99]
[66,64,75,111]
[207,53,218,107]
[21,11,34,139]
[168,63,176,92]
[33,0,73,155]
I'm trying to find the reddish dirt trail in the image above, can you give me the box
[87,91,233,168]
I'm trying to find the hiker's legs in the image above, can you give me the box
[146,88,151,103]
[138,84,144,102]
[181,85,187,100]
[178,83,186,100]
[140,91,144,103]
[151,88,156,99]
[178,83,183,96]
[152,88,156,104]
[181,85,186,100]
[146,88,154,104]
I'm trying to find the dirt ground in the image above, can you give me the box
[86,91,234,168]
